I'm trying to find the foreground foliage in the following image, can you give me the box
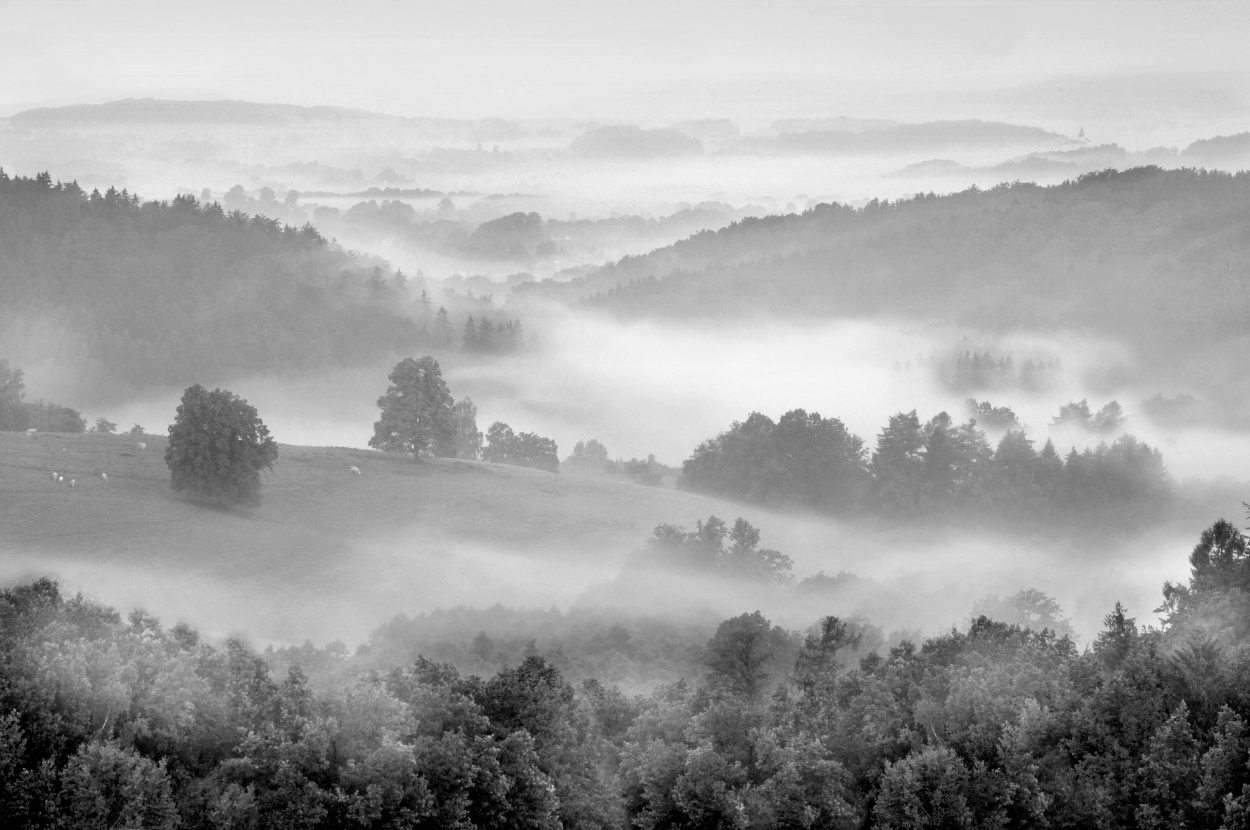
[5,516,1250,828]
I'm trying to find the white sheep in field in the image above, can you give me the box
[52,471,59,482]
[136,441,147,450]
[69,479,75,489]
[101,472,108,483]
[349,466,361,475]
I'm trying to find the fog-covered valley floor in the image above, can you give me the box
[13,7,1250,825]
[8,297,1250,654]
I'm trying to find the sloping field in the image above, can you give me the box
[0,430,743,643]
[0,431,1206,647]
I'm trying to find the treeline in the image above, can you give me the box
[564,438,672,486]
[324,198,749,267]
[287,514,879,693]
[681,407,1171,529]
[920,347,1061,394]
[0,360,86,432]
[7,516,1250,828]
[368,355,558,471]
[558,168,1250,365]
[482,421,559,473]
[0,170,423,395]
[462,315,524,354]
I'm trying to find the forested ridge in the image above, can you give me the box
[679,407,1172,533]
[0,171,423,395]
[529,167,1250,358]
[5,515,1250,828]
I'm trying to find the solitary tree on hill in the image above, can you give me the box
[370,356,456,459]
[165,385,278,505]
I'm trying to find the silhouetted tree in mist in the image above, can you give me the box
[165,384,278,505]
[369,356,456,459]
[482,421,559,472]
[452,397,482,460]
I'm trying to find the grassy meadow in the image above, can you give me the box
[0,429,751,643]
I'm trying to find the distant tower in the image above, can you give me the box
[1078,126,1087,142]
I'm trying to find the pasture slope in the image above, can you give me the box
[0,432,1213,649]
[0,430,744,644]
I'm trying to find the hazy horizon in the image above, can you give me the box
[4,1,1250,147]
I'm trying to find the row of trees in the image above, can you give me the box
[7,515,1250,828]
[624,515,796,584]
[412,307,528,356]
[931,350,1061,394]
[368,356,558,471]
[462,316,524,354]
[0,360,86,432]
[565,438,668,486]
[482,422,560,472]
[1053,398,1126,433]
[680,407,1171,530]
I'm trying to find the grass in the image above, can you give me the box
[1,430,1219,649]
[0,430,736,644]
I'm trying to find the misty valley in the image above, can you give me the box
[7,88,1250,830]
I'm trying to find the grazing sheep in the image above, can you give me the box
[349,466,361,475]
[69,479,75,489]
[57,476,64,484]
[136,441,147,450]
[52,471,58,481]
[101,472,108,483]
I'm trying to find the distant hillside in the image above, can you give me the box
[1183,131,1250,166]
[518,167,1250,360]
[771,119,1067,154]
[0,170,423,396]
[570,125,703,157]
[7,98,523,140]
[9,98,383,127]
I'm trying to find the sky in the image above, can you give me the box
[4,0,1250,136]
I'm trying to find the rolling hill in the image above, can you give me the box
[0,429,755,645]
[515,167,1250,370]
[0,428,1226,654]
[0,170,425,398]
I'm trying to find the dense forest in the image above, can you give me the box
[679,407,1171,532]
[523,168,1250,364]
[5,514,1250,828]
[0,171,425,396]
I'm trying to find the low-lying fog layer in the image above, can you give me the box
[9,311,1241,654]
[91,311,1250,480]
[0,497,1199,651]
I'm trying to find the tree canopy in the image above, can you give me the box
[681,405,1172,533]
[0,170,423,396]
[482,421,559,473]
[369,356,456,459]
[8,513,1250,829]
[164,384,278,505]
